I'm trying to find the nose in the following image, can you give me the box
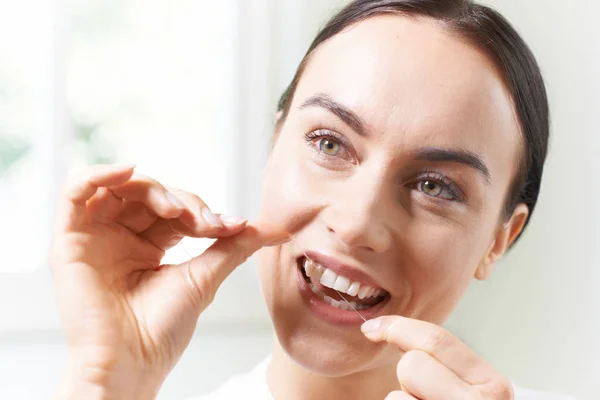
[321,184,393,254]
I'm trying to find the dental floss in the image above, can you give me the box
[166,220,197,290]
[335,290,367,322]
[289,233,367,322]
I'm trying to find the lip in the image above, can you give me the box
[303,250,384,291]
[295,255,390,326]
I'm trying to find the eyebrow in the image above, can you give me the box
[413,147,491,183]
[299,94,491,183]
[299,93,369,137]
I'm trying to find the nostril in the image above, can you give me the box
[328,229,354,251]
[326,220,390,253]
[326,221,383,252]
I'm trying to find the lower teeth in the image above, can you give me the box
[309,283,371,311]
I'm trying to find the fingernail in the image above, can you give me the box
[361,319,381,333]
[202,207,223,227]
[220,214,247,226]
[267,236,291,246]
[166,191,185,209]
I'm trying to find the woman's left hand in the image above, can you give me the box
[361,316,514,400]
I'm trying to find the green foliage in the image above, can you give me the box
[0,134,30,175]
[75,121,116,165]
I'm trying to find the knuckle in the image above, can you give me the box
[189,193,207,208]
[167,187,207,208]
[183,261,214,307]
[195,278,215,306]
[422,325,452,353]
[222,238,252,264]
[128,174,164,193]
[131,173,155,183]
[185,192,207,207]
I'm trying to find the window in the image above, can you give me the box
[0,0,274,331]
[0,0,55,274]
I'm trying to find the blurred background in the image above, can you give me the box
[0,0,598,399]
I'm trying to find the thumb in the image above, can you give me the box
[181,221,289,309]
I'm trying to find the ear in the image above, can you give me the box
[474,203,529,281]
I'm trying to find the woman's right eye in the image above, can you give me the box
[317,138,341,156]
[304,129,355,163]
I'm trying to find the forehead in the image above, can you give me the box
[292,15,521,174]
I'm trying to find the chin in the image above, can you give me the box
[275,325,396,377]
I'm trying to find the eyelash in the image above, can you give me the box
[410,171,465,202]
[304,129,464,203]
[304,129,355,162]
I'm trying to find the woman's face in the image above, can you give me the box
[257,16,526,376]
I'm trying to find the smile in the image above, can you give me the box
[296,252,390,324]
[302,257,387,310]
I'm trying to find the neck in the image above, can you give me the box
[267,340,399,400]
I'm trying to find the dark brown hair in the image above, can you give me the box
[276,0,549,244]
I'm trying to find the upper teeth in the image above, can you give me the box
[303,258,383,299]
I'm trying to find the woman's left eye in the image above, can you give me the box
[420,180,444,197]
[414,173,463,202]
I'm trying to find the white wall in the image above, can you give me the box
[445,1,600,399]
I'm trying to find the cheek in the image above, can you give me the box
[409,233,472,288]
[259,164,308,232]
[256,247,276,305]
[397,223,492,320]
[258,134,324,231]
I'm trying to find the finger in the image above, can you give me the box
[163,187,215,229]
[396,350,472,400]
[86,187,124,222]
[57,164,135,230]
[361,316,496,384]
[108,174,185,221]
[138,188,247,249]
[113,185,243,236]
[163,187,247,234]
[112,188,184,233]
[138,213,246,251]
[180,221,290,310]
[384,391,418,400]
[113,199,160,232]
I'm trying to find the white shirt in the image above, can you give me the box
[191,357,576,400]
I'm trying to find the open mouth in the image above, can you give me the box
[297,255,389,312]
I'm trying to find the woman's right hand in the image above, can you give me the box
[49,164,288,400]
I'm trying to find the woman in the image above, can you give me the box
[50,1,573,399]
